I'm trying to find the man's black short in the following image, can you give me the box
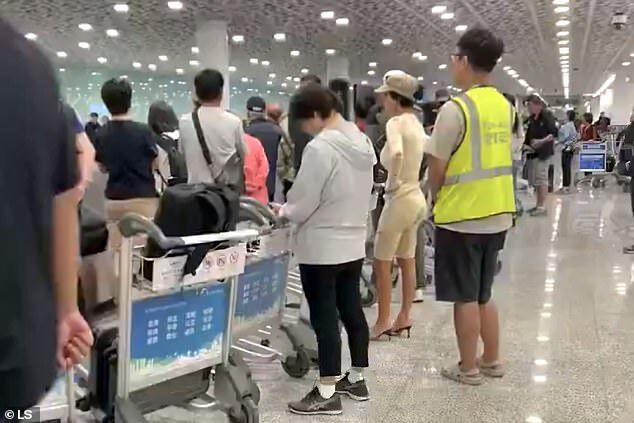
[434,227,507,304]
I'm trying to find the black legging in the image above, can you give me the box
[561,150,574,187]
[299,259,369,377]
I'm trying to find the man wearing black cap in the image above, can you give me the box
[245,96,283,201]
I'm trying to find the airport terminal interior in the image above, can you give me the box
[4,0,634,422]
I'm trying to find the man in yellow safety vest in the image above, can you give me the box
[427,27,515,385]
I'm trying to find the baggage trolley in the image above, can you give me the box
[29,371,76,422]
[109,210,267,422]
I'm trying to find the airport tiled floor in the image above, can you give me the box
[146,183,634,423]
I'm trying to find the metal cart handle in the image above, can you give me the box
[239,201,271,228]
[239,196,280,225]
[118,213,185,250]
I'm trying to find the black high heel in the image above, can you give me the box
[390,325,413,338]
[370,329,393,341]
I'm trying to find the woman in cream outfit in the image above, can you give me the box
[371,71,428,339]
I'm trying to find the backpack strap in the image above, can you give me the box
[192,110,213,167]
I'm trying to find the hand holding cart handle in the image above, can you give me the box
[239,196,282,226]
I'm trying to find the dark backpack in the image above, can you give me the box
[156,133,188,182]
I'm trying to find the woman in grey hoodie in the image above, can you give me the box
[281,85,376,416]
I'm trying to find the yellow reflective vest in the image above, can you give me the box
[433,86,516,224]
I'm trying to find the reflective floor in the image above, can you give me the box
[147,183,634,423]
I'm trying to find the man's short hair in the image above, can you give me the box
[456,27,504,73]
[90,112,98,118]
[526,94,544,105]
[300,74,321,85]
[194,69,224,102]
[101,78,132,115]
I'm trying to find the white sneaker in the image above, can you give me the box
[413,289,425,303]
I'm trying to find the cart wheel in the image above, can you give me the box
[260,338,271,347]
[229,397,258,423]
[592,178,600,188]
[282,347,311,378]
[360,284,377,308]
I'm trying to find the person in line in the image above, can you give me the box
[503,93,526,214]
[0,18,93,412]
[282,85,375,416]
[370,72,428,339]
[179,69,246,187]
[99,115,109,127]
[290,74,322,172]
[354,102,368,133]
[580,112,598,141]
[557,110,578,194]
[266,103,283,124]
[426,27,515,385]
[242,132,269,204]
[148,100,187,189]
[84,112,101,144]
[245,96,283,201]
[275,108,295,199]
[524,95,557,217]
[95,79,160,248]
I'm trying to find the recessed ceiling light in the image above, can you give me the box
[78,23,93,31]
[24,32,37,40]
[176,68,184,74]
[281,82,288,88]
[249,58,259,65]
[559,47,570,54]
[368,70,376,75]
[554,6,569,13]
[301,68,309,74]
[556,31,569,37]
[106,28,120,37]
[512,74,520,79]
[431,5,447,14]
[232,34,245,43]
[553,0,569,4]
[455,24,468,32]
[438,64,448,70]
[285,76,293,81]
[268,72,277,78]
[148,64,157,71]
[556,19,570,27]
[558,39,569,45]
[158,55,168,61]
[361,80,368,85]
[335,17,349,26]
[293,77,300,82]
[369,62,377,68]
[320,11,335,20]
[78,41,90,49]
[560,55,569,60]
[325,48,336,55]
[273,33,286,42]
[526,417,543,423]
[441,12,455,20]
[191,46,199,54]
[433,81,438,85]
[59,68,66,72]
[261,60,270,66]
[113,3,129,12]
[623,61,631,67]
[290,50,300,57]
[241,77,249,83]
[382,38,393,46]
[167,1,183,10]
[97,57,107,64]
[267,80,273,86]
[630,52,634,58]
[228,65,237,72]
[503,65,511,71]
[417,76,424,81]
[533,375,547,383]
[519,79,529,87]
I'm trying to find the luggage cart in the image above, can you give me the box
[29,371,75,422]
[576,141,609,188]
[107,211,266,422]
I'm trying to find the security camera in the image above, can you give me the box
[612,12,628,30]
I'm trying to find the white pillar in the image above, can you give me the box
[195,20,230,109]
[608,70,634,124]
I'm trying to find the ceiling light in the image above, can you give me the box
[78,23,93,31]
[267,81,273,86]
[417,76,424,81]
[191,46,199,54]
[320,11,335,20]
[326,48,336,55]
[281,82,288,88]
[260,60,270,66]
[148,64,157,71]
[553,0,569,4]
[78,41,90,49]
[113,3,129,12]
[369,62,377,68]
[623,61,632,67]
[290,50,300,57]
[106,28,120,37]
[433,81,438,85]
[368,70,376,76]
[268,72,277,78]
[301,68,309,74]
[241,77,249,83]
[273,33,286,42]
[559,47,570,54]
[440,12,455,20]
[417,54,429,61]
[132,61,142,69]
[533,375,547,383]
[158,55,168,61]
[431,5,447,14]
[228,65,237,72]
[382,38,393,46]
[556,19,570,27]
[526,417,543,423]
[167,1,183,10]
[293,77,300,82]
[176,68,184,74]
[512,74,520,79]
[335,18,349,26]
[627,76,632,83]
[519,79,529,87]
[558,39,569,45]
[249,58,259,64]
[554,6,569,13]
[189,59,200,67]
[97,57,107,64]
[455,24,468,32]
[285,76,293,81]
[232,34,245,43]
[438,64,448,70]
[361,80,368,85]
[593,73,616,97]
[560,55,569,60]
[59,68,66,73]
[556,31,569,37]
[24,32,37,40]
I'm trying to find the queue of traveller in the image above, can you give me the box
[1,17,527,418]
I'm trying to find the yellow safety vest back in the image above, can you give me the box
[433,86,516,224]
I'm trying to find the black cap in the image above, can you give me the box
[247,96,266,112]
[525,94,544,105]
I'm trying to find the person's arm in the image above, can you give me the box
[75,132,95,193]
[235,124,247,159]
[428,155,449,198]
[280,143,330,224]
[255,138,269,189]
[384,118,404,193]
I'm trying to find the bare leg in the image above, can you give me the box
[536,185,547,208]
[392,257,415,328]
[479,300,500,363]
[454,302,480,371]
[371,259,393,336]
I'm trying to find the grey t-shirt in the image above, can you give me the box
[427,101,513,234]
